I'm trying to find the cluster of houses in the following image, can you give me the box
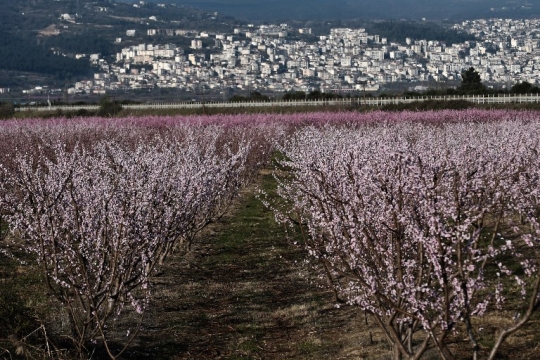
[68,18,540,96]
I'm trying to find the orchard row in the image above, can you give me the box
[1,110,540,359]
[275,120,540,359]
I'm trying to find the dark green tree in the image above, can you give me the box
[248,91,269,101]
[229,95,247,102]
[283,91,306,100]
[97,95,122,117]
[229,92,269,102]
[459,67,486,94]
[510,81,540,94]
[306,90,322,99]
[0,102,14,119]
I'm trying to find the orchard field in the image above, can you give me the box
[2,110,540,359]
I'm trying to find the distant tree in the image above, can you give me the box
[510,81,540,94]
[0,102,14,119]
[283,91,306,100]
[97,95,122,117]
[229,95,247,102]
[248,91,269,101]
[323,92,343,99]
[306,90,322,99]
[229,92,269,102]
[459,67,486,94]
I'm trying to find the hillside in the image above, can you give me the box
[0,0,244,87]
[127,0,540,21]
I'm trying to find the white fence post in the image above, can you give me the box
[15,94,534,112]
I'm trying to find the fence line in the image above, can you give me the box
[15,94,540,112]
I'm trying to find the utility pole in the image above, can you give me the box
[359,80,367,110]
[199,82,207,115]
[63,79,68,104]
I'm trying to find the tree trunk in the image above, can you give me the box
[394,343,403,360]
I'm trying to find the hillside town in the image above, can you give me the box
[69,18,540,96]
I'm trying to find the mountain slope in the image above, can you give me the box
[127,0,540,21]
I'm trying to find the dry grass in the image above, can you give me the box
[115,170,393,359]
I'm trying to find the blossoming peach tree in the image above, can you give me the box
[274,121,540,360]
[0,164,7,243]
[3,134,251,359]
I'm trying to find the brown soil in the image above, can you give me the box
[121,171,391,359]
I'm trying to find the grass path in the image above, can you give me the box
[125,170,388,360]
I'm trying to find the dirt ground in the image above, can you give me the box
[121,171,391,359]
